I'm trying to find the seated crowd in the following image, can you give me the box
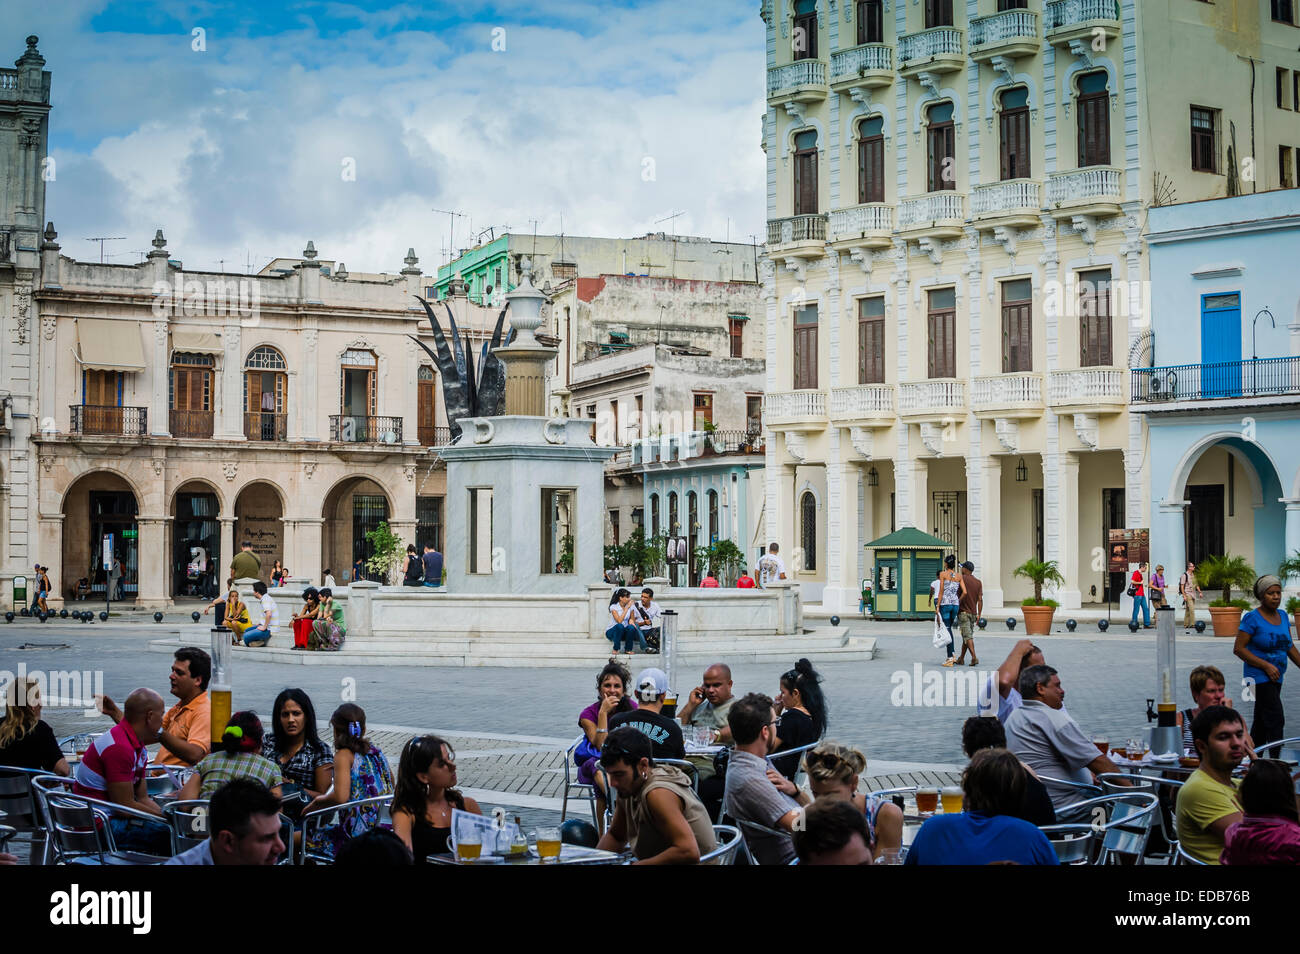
[2,636,1297,866]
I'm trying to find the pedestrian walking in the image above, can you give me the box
[1129,562,1152,629]
[1234,575,1300,747]
[108,554,123,603]
[936,556,965,667]
[1180,562,1204,630]
[954,561,983,667]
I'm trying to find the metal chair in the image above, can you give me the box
[734,816,792,866]
[1175,842,1209,866]
[57,734,96,759]
[561,736,600,828]
[1254,736,1300,761]
[656,758,701,793]
[699,824,743,865]
[1096,772,1184,863]
[31,776,169,865]
[771,740,823,785]
[1037,775,1103,809]
[1068,793,1160,865]
[162,799,210,855]
[299,793,393,865]
[0,765,56,864]
[1038,823,1097,865]
[145,764,191,798]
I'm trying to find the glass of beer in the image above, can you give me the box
[455,830,482,863]
[1092,735,1109,755]
[535,827,562,862]
[915,787,938,814]
[940,786,963,814]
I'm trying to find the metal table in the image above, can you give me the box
[429,844,626,866]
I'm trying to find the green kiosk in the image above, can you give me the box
[864,527,953,620]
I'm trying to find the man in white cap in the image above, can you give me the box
[607,668,686,760]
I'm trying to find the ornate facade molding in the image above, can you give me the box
[783,431,808,463]
[919,422,945,457]
[1072,413,1099,450]
[222,461,238,482]
[994,417,1020,454]
[848,426,874,459]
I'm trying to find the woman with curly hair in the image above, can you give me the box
[391,736,482,863]
[303,703,394,862]
[575,660,638,826]
[177,711,283,800]
[308,587,346,651]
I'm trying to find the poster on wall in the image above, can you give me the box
[102,533,114,571]
[1107,528,1149,572]
[666,536,689,565]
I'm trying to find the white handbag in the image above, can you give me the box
[932,619,949,648]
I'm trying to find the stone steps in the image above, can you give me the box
[147,629,875,667]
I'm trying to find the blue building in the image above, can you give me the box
[639,432,765,587]
[1137,191,1300,592]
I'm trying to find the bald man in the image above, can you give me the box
[78,688,172,855]
[679,663,736,821]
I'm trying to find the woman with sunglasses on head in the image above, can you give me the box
[771,658,828,781]
[262,689,333,819]
[801,741,903,862]
[392,736,482,863]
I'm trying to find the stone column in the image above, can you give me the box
[294,517,324,587]
[1279,498,1300,595]
[1056,452,1081,608]
[302,329,319,442]
[137,517,169,608]
[37,514,63,608]
[218,517,235,584]
[904,451,929,533]
[821,432,859,614]
[151,320,170,436]
[1156,501,1187,594]
[777,461,796,568]
[219,323,244,439]
[286,369,301,442]
[977,454,1004,608]
[859,466,874,588]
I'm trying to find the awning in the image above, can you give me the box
[76,319,146,373]
[171,329,223,354]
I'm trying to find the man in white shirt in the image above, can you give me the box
[243,580,279,647]
[631,588,662,648]
[756,543,787,588]
[165,779,285,865]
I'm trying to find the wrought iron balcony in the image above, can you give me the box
[704,429,766,455]
[70,405,147,437]
[330,415,404,444]
[169,408,214,439]
[968,9,1040,59]
[1131,357,1300,407]
[244,412,287,442]
[419,425,454,447]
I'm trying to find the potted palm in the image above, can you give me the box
[1197,553,1256,637]
[1013,558,1064,636]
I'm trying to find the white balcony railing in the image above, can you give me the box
[897,192,965,229]
[1048,367,1125,404]
[767,60,827,96]
[969,9,1039,48]
[1047,167,1121,204]
[765,390,828,421]
[971,180,1041,217]
[829,385,895,418]
[0,70,18,91]
[971,373,1043,409]
[898,379,966,414]
[830,43,893,81]
[898,27,964,63]
[829,203,893,238]
[1046,0,1120,32]
[767,214,828,245]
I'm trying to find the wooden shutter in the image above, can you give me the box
[793,324,818,390]
[418,378,436,432]
[1077,92,1110,167]
[928,122,955,192]
[858,315,885,384]
[794,149,818,215]
[1000,106,1030,180]
[928,308,956,378]
[925,0,953,28]
[858,0,883,44]
[859,134,884,203]
[1190,107,1216,173]
[1079,269,1113,367]
[1001,299,1032,373]
[794,13,818,59]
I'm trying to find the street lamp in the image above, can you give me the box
[867,466,879,487]
[1015,457,1028,482]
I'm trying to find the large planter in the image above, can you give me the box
[1208,605,1243,638]
[1021,604,1056,636]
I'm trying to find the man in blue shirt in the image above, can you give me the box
[421,543,444,588]
[905,748,1059,865]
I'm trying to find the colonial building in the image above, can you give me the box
[1138,189,1300,590]
[758,0,1300,611]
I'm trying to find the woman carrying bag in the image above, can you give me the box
[291,587,321,650]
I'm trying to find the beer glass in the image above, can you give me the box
[915,787,938,814]
[1092,735,1109,755]
[455,830,482,862]
[536,827,562,862]
[940,786,963,814]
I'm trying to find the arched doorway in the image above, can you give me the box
[233,481,285,581]
[322,476,391,583]
[172,481,221,599]
[62,472,139,603]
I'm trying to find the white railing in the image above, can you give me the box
[830,43,893,81]
[1048,367,1125,403]
[969,9,1039,48]
[971,374,1043,408]
[897,192,965,228]
[829,204,893,238]
[1046,0,1120,31]
[767,60,827,96]
[971,180,1041,217]
[1046,167,1121,204]
[898,27,964,63]
[898,379,966,413]
[0,71,17,91]
[765,390,828,421]
[829,385,895,418]
[767,214,828,245]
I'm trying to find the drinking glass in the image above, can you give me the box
[535,827,562,862]
[940,786,963,814]
[873,849,903,865]
[1127,738,1143,761]
[1092,735,1109,755]
[455,829,482,863]
[915,788,938,815]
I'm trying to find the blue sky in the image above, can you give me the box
[2,0,765,273]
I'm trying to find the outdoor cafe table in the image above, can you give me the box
[428,844,626,865]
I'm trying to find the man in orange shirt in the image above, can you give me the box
[96,647,211,766]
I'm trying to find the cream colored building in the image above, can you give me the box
[758,0,1300,612]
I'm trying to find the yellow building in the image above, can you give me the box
[758,0,1300,612]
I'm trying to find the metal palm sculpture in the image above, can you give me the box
[410,297,515,441]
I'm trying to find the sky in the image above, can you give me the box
[1,0,767,274]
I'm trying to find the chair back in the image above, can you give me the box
[163,799,211,855]
[276,814,294,865]
[299,793,393,865]
[1037,823,1095,865]
[1254,736,1300,763]
[655,759,700,793]
[735,817,792,866]
[0,766,42,829]
[699,824,743,865]
[1095,773,1183,854]
[35,778,106,865]
[1037,775,1103,803]
[1094,794,1160,863]
[561,735,600,828]
[1175,842,1209,866]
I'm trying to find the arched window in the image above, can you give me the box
[1076,71,1110,167]
[341,349,378,417]
[800,492,817,572]
[244,346,287,441]
[998,87,1030,180]
[793,0,818,60]
[858,116,885,204]
[793,130,819,216]
[687,491,699,539]
[926,102,955,192]
[668,492,680,534]
[650,493,661,538]
[707,489,719,543]
[170,352,214,438]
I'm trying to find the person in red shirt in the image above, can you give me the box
[701,574,720,588]
[1130,561,1152,629]
[736,573,756,588]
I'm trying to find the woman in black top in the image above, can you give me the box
[402,545,424,586]
[772,658,828,780]
[0,677,71,775]
[391,736,482,863]
[261,688,333,818]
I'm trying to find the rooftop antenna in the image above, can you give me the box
[655,210,685,238]
[85,236,126,264]
[431,208,465,267]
